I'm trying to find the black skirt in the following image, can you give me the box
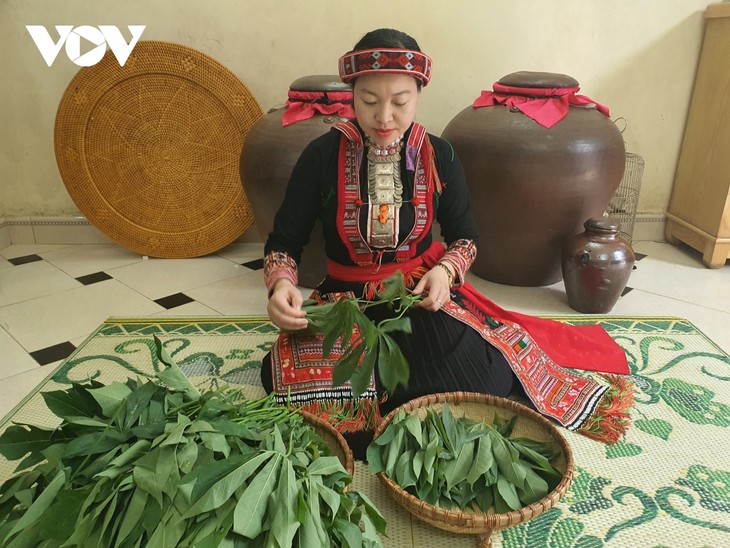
[261,279,516,415]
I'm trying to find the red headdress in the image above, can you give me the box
[338,48,433,86]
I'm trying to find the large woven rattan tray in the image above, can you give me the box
[54,41,262,258]
[372,392,575,547]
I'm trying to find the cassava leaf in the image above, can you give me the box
[349,345,377,396]
[233,453,282,538]
[270,458,298,548]
[0,424,61,461]
[87,382,133,418]
[153,335,200,402]
[41,386,101,421]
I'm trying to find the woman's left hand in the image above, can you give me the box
[412,265,452,312]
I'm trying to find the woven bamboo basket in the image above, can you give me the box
[372,392,574,547]
[54,41,262,258]
[300,410,355,478]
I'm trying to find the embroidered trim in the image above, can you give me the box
[439,239,477,286]
[333,121,435,266]
[264,251,298,293]
[338,48,433,86]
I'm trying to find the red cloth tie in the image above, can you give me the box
[281,90,355,127]
[473,83,610,129]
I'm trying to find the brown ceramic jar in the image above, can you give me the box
[561,217,635,314]
[441,72,626,286]
[240,75,352,288]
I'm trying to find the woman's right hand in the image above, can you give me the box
[267,279,308,331]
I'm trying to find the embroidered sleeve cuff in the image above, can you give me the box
[264,251,299,295]
[440,239,477,286]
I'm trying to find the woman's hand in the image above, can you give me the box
[267,279,308,331]
[412,264,453,312]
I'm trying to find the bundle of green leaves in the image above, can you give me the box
[367,405,564,514]
[300,271,423,396]
[0,337,386,547]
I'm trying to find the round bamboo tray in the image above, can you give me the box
[300,410,355,478]
[54,41,262,258]
[372,392,574,547]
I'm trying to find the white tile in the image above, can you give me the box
[149,301,222,317]
[185,270,269,316]
[40,244,144,278]
[0,244,73,260]
[215,242,264,264]
[0,366,53,420]
[0,328,40,378]
[1,279,163,351]
[0,260,80,307]
[108,256,247,300]
[630,242,730,313]
[609,288,730,354]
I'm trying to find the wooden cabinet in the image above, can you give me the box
[666,2,730,268]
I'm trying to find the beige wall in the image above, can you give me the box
[0,0,721,218]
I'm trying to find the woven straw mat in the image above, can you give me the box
[54,41,262,258]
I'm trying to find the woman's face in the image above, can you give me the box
[353,73,419,147]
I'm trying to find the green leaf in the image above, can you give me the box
[153,335,200,401]
[0,424,59,461]
[63,429,129,459]
[395,450,417,489]
[6,469,65,540]
[122,381,160,430]
[314,482,341,524]
[132,445,179,506]
[270,458,299,548]
[41,386,100,421]
[332,344,365,387]
[333,518,363,548]
[181,452,270,516]
[348,490,387,534]
[88,382,133,418]
[517,466,550,505]
[444,439,474,490]
[233,454,282,538]
[115,487,148,546]
[378,316,412,335]
[308,456,346,477]
[466,433,494,486]
[496,475,522,511]
[350,345,377,396]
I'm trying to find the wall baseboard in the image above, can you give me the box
[631,214,667,243]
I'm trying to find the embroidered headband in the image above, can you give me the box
[338,48,433,86]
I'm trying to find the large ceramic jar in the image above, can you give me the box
[441,72,626,286]
[240,75,353,288]
[561,217,635,313]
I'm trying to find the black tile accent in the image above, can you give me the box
[621,286,634,297]
[8,254,43,266]
[76,271,113,285]
[241,258,264,270]
[30,341,76,366]
[155,292,194,309]
[635,252,647,261]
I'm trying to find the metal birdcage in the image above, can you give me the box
[606,152,644,243]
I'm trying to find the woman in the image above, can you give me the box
[262,28,633,447]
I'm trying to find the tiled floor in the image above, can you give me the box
[1,239,728,419]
